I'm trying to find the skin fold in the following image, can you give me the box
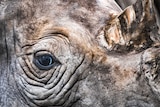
[0,0,160,107]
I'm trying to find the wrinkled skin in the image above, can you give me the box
[0,0,160,107]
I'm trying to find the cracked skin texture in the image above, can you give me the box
[0,0,160,107]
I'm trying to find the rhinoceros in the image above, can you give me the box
[0,0,160,107]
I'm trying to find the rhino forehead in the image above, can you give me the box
[7,0,121,39]
[11,0,121,55]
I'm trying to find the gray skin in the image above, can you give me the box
[0,0,160,107]
[115,0,136,9]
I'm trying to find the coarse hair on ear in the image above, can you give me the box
[97,0,160,52]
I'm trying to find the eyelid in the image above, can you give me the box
[34,51,52,56]
[42,27,69,38]
[34,51,61,63]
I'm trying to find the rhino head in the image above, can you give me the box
[0,0,160,107]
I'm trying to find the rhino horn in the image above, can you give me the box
[97,0,160,52]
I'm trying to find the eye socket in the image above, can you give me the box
[33,53,60,70]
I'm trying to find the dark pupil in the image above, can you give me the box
[37,55,53,66]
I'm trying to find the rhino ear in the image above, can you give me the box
[97,0,160,52]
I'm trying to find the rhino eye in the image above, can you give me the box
[33,53,60,70]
